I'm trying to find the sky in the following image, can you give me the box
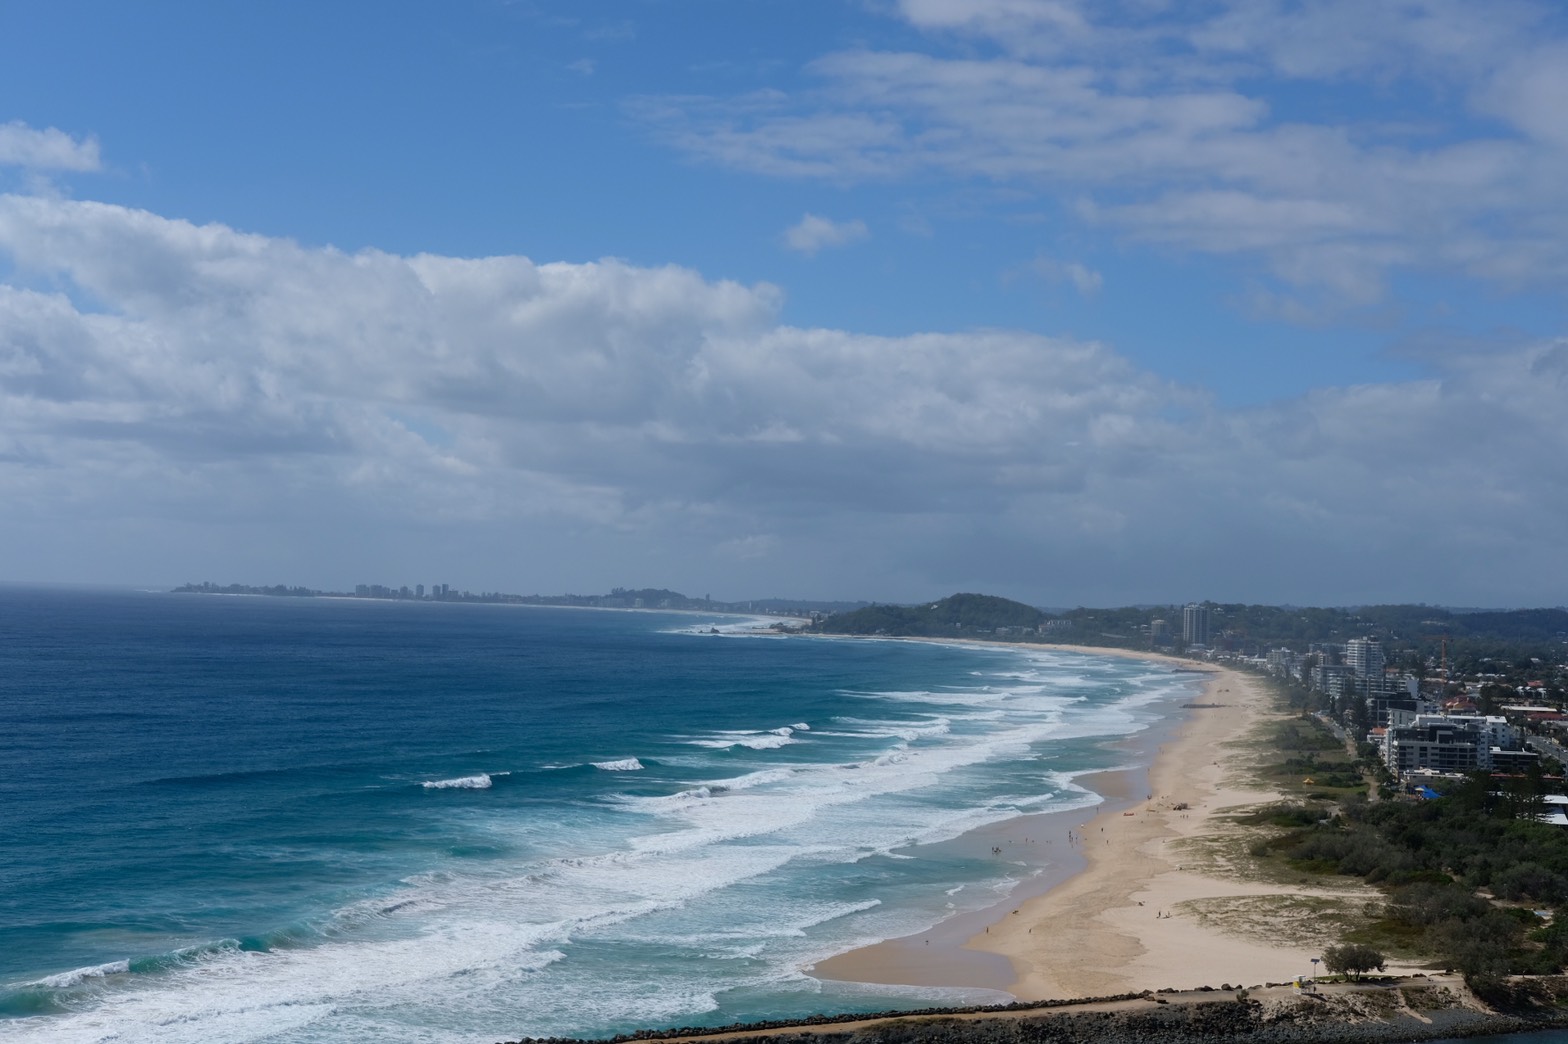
[1,0,1566,608]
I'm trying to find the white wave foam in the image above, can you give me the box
[421,774,492,790]
[29,959,131,989]
[666,615,783,636]
[830,715,954,742]
[686,729,798,750]
[705,767,796,792]
[626,786,713,811]
[2,645,1206,1044]
[592,758,644,771]
[842,687,991,707]
[790,722,810,730]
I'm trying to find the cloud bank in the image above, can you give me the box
[1,192,1564,604]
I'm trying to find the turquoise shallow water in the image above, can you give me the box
[0,587,1200,1044]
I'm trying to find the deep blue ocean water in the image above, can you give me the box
[0,587,1209,1043]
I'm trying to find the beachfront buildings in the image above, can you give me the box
[1252,641,1547,781]
[1377,712,1538,779]
[1345,637,1386,690]
[1183,603,1211,647]
[1260,635,1414,717]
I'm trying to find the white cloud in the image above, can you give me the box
[0,120,101,171]
[1,192,1565,604]
[634,2,1568,301]
[1474,42,1568,147]
[1026,254,1103,295]
[782,213,868,255]
[896,0,1094,54]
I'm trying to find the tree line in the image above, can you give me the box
[1259,770,1568,996]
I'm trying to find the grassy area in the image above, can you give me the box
[1161,702,1367,887]
[1168,817,1327,886]
[1158,693,1413,957]
[1343,914,1438,962]
[1252,717,1368,799]
[1175,893,1369,948]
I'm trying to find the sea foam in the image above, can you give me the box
[686,728,800,750]
[2,600,1203,1044]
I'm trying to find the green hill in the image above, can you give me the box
[813,593,1046,638]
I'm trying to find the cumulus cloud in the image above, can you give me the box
[1,193,1565,604]
[0,120,102,171]
[782,213,868,255]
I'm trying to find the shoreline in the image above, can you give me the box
[810,639,1220,994]
[811,640,1363,1000]
[975,660,1307,998]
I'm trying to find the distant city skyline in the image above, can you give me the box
[2,1,1566,606]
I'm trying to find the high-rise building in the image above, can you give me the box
[1182,603,1210,646]
[1345,636,1385,682]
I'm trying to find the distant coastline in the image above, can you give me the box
[168,585,1568,669]
[170,580,854,619]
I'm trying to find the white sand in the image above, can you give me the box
[818,648,1388,998]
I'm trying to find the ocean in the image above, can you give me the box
[0,586,1201,1044]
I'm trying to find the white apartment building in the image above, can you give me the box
[1381,713,1522,778]
[1345,636,1386,685]
[1183,603,1211,646]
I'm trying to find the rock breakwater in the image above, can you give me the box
[500,978,1568,1044]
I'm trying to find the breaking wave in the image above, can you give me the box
[420,773,492,790]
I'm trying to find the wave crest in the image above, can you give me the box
[29,960,131,990]
[688,725,805,750]
[592,758,643,771]
[421,774,492,790]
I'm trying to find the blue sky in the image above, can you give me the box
[2,0,1566,606]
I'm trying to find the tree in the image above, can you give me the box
[1431,911,1519,989]
[1322,943,1386,980]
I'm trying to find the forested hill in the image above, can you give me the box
[812,593,1046,637]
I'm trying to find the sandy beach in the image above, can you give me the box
[814,643,1381,999]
